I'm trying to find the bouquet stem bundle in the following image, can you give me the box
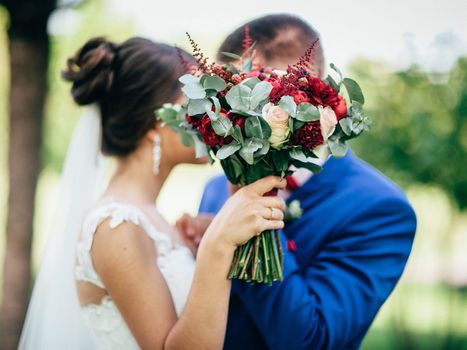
[228,230,283,284]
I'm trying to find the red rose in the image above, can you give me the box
[306,76,348,120]
[293,90,311,104]
[290,120,324,151]
[333,97,348,120]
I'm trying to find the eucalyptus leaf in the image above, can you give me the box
[222,52,242,60]
[202,75,227,92]
[211,115,233,136]
[156,106,178,121]
[279,96,297,117]
[250,81,273,110]
[328,138,348,158]
[239,138,263,164]
[241,56,254,73]
[182,83,206,99]
[226,63,240,75]
[179,130,194,147]
[343,78,365,105]
[245,115,272,139]
[271,150,290,172]
[290,148,309,162]
[254,139,270,158]
[325,74,340,92]
[211,96,221,115]
[291,118,305,132]
[243,77,261,89]
[216,142,242,159]
[293,160,323,174]
[179,74,199,85]
[225,84,251,112]
[187,99,212,116]
[229,154,245,182]
[241,42,257,58]
[192,135,209,158]
[229,125,244,143]
[330,63,343,80]
[339,117,353,136]
[296,103,320,122]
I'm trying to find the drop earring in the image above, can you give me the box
[152,134,161,176]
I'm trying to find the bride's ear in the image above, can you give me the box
[145,128,159,142]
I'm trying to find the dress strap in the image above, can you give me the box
[75,202,172,288]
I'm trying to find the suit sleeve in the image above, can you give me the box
[198,175,229,214]
[232,196,417,350]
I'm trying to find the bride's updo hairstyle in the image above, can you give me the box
[63,37,193,156]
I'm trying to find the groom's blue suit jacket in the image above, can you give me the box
[198,151,416,350]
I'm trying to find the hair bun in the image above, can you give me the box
[62,37,117,105]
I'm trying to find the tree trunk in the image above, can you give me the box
[0,32,48,350]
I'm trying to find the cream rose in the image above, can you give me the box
[318,105,338,142]
[262,103,290,149]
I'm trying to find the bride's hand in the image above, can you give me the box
[203,176,286,248]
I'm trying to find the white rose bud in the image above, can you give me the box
[318,105,338,142]
[262,103,290,149]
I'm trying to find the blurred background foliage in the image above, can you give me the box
[0,0,466,349]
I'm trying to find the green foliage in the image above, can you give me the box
[225,84,251,112]
[350,58,467,208]
[244,115,271,139]
[278,96,297,117]
[41,0,136,173]
[296,102,320,122]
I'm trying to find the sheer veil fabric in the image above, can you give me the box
[19,105,107,349]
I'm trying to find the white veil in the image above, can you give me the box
[19,105,107,349]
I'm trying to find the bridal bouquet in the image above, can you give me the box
[157,32,370,284]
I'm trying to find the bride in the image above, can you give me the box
[19,37,286,349]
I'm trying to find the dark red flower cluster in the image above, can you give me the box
[187,111,246,147]
[290,120,324,151]
[198,114,227,147]
[268,67,348,121]
[185,114,202,128]
[268,74,299,104]
[305,76,347,120]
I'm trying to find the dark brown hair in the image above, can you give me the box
[218,14,324,71]
[63,37,193,156]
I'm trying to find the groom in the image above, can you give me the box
[178,14,417,350]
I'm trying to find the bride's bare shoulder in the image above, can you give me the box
[91,218,157,278]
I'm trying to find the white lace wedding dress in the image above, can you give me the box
[75,201,196,349]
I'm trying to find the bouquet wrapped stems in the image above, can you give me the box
[228,229,284,284]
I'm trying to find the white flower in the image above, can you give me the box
[262,103,290,149]
[318,105,338,142]
[285,200,303,221]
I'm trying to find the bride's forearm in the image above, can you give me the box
[164,236,235,350]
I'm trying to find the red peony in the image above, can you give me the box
[198,114,228,147]
[306,76,348,120]
[197,111,245,147]
[290,120,324,151]
[229,112,246,129]
[293,90,311,104]
[185,114,202,128]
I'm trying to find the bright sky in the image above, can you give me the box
[108,0,467,72]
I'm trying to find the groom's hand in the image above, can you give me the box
[176,213,214,256]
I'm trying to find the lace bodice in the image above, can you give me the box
[75,202,195,350]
